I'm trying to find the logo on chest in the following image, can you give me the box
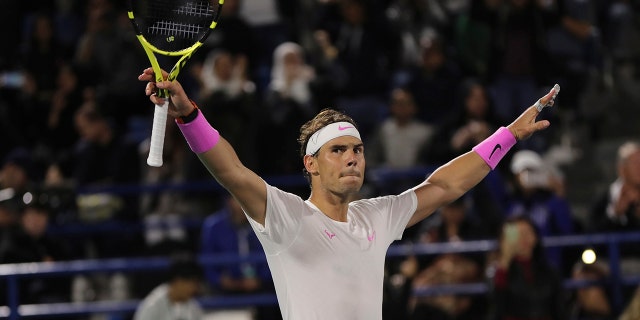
[324,229,336,239]
[323,229,376,242]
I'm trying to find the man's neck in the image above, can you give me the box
[308,192,351,222]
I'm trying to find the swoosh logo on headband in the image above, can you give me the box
[338,125,354,131]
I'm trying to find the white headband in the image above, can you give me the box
[305,122,361,155]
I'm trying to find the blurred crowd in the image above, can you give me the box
[1,0,640,319]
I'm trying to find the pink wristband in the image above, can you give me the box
[472,127,516,170]
[176,109,220,154]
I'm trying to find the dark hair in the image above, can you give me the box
[297,108,358,184]
[500,215,547,268]
[75,105,104,123]
[168,256,203,281]
[454,78,500,121]
[2,147,34,175]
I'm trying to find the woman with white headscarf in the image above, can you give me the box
[260,42,317,174]
[266,42,315,123]
[199,50,255,100]
[197,50,258,169]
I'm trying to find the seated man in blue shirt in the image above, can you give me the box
[201,195,280,319]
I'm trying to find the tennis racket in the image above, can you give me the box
[128,0,223,167]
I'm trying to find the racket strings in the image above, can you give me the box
[148,20,204,39]
[138,0,219,51]
[174,1,211,16]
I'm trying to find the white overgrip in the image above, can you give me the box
[147,100,168,167]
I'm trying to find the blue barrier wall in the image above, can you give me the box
[2,169,639,319]
[2,232,639,319]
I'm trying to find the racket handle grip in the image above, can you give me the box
[147,101,168,167]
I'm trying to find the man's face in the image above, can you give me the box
[390,89,416,122]
[514,221,537,258]
[22,208,49,238]
[213,52,234,81]
[465,85,488,118]
[171,278,200,302]
[0,163,29,189]
[310,136,365,196]
[74,114,101,142]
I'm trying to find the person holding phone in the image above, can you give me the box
[506,149,575,271]
[488,216,566,320]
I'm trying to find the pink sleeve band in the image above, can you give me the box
[472,127,516,170]
[176,109,220,154]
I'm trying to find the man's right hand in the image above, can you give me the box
[138,68,195,118]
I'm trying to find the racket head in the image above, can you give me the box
[128,0,223,56]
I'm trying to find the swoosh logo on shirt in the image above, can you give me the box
[489,144,502,159]
[324,229,336,239]
[367,231,376,242]
[338,125,354,131]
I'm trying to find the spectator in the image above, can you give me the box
[400,198,488,320]
[599,0,640,86]
[417,197,486,245]
[425,79,503,165]
[0,191,72,303]
[487,215,566,320]
[200,196,280,320]
[568,262,613,320]
[0,68,41,154]
[133,257,204,320]
[198,50,258,170]
[74,0,148,124]
[589,141,640,282]
[469,0,555,122]
[366,87,434,171]
[424,79,508,235]
[452,1,492,78]
[409,254,483,320]
[0,197,19,233]
[44,63,86,157]
[0,148,36,231]
[51,0,84,58]
[392,29,462,126]
[72,102,141,187]
[545,0,602,113]
[305,28,344,111]
[238,0,294,69]
[620,285,640,320]
[259,42,316,175]
[316,0,401,136]
[506,149,574,270]
[197,0,257,64]
[21,13,64,103]
[0,147,38,193]
[590,141,640,232]
[385,0,466,68]
[72,103,142,258]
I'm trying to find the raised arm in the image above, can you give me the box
[139,68,267,225]
[406,86,558,227]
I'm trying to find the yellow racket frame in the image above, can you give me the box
[127,0,223,96]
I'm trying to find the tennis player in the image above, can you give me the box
[139,68,558,320]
